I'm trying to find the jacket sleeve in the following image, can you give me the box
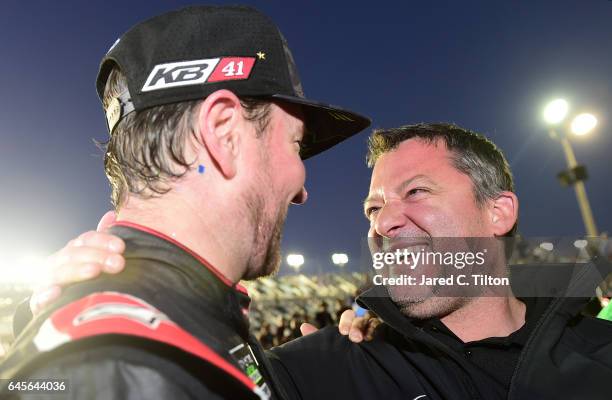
[12,297,33,339]
[6,343,225,400]
[267,326,365,400]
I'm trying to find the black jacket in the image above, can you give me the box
[0,222,284,400]
[270,261,612,400]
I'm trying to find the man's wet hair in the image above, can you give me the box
[101,68,271,209]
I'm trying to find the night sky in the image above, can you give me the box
[1,0,611,276]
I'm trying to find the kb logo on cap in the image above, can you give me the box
[142,57,255,92]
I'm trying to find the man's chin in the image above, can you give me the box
[261,251,282,277]
[388,289,429,311]
[385,272,436,303]
[243,213,284,280]
[393,295,466,320]
[394,298,441,319]
[243,241,281,280]
[242,258,280,280]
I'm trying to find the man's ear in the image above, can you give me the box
[489,191,519,236]
[195,90,243,179]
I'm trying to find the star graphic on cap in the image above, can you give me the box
[256,51,266,60]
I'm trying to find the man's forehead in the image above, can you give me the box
[366,173,435,202]
[366,140,451,198]
[380,138,448,165]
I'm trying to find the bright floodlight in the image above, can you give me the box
[571,113,597,136]
[286,254,304,269]
[543,99,569,124]
[331,253,349,266]
[0,253,46,285]
[539,242,554,252]
[573,239,588,249]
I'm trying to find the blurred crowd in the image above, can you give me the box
[241,272,368,349]
[255,298,352,349]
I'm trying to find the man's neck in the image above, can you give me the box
[440,296,526,342]
[116,194,247,284]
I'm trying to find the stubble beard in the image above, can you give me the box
[260,206,286,277]
[391,292,469,320]
[242,195,287,280]
[241,158,288,280]
[384,237,475,320]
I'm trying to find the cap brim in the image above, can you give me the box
[270,94,371,160]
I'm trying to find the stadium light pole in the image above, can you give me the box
[331,253,349,269]
[286,254,304,273]
[543,99,599,237]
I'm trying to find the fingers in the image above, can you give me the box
[299,323,318,336]
[338,309,356,335]
[50,260,110,288]
[348,317,368,343]
[32,262,119,315]
[338,310,381,343]
[53,231,125,273]
[50,246,124,278]
[71,230,125,254]
[30,285,61,315]
[97,211,117,232]
[364,318,381,341]
[30,231,126,313]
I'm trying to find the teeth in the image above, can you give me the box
[403,245,427,254]
[385,245,427,255]
[381,242,429,253]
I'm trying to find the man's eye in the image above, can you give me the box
[407,188,428,196]
[365,207,380,218]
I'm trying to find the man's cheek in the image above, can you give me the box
[367,225,380,242]
[367,232,382,254]
[413,205,448,234]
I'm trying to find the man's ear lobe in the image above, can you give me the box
[490,191,519,236]
[196,90,242,179]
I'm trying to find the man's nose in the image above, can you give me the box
[291,187,308,205]
[374,202,408,238]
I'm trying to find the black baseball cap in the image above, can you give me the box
[96,5,371,160]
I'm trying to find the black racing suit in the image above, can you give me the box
[0,222,286,400]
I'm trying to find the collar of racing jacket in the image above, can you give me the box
[111,221,249,292]
[109,221,252,332]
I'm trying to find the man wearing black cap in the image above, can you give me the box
[0,5,369,400]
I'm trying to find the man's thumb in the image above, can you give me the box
[299,323,318,336]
